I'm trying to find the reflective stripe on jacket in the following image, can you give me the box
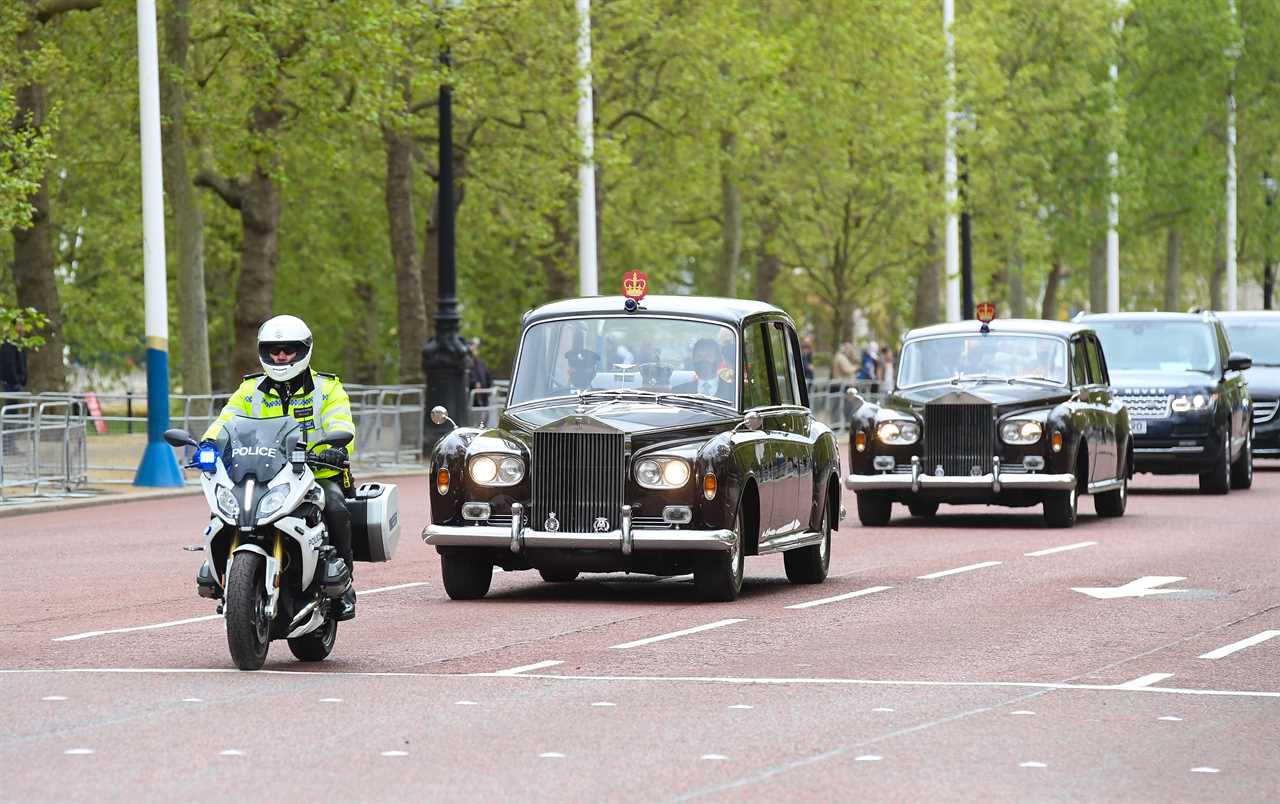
[201,370,356,478]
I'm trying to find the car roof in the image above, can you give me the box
[1211,310,1280,321]
[522,295,791,328]
[1078,311,1218,324]
[904,318,1090,341]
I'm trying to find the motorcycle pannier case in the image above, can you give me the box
[349,482,400,562]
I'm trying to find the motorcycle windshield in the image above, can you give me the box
[216,415,302,484]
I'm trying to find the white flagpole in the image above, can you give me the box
[944,0,960,321]
[576,0,599,296]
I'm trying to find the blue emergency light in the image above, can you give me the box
[196,447,219,473]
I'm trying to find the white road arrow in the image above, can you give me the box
[1072,576,1187,600]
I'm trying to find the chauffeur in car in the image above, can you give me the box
[845,307,1132,528]
[421,278,842,602]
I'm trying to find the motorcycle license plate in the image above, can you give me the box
[1131,420,1147,435]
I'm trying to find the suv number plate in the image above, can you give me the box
[1131,420,1147,435]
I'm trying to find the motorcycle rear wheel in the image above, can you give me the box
[287,618,337,662]
[226,552,271,671]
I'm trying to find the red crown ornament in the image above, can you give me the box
[622,271,648,300]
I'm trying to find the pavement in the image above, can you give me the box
[1,461,1278,802]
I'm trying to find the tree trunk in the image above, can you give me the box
[345,277,380,384]
[716,130,741,298]
[1042,260,1064,320]
[754,214,781,303]
[161,0,210,395]
[9,72,66,392]
[382,123,427,384]
[1265,261,1275,310]
[1008,247,1025,319]
[232,160,281,377]
[913,225,941,327]
[1163,226,1181,311]
[1088,239,1106,312]
[540,213,573,301]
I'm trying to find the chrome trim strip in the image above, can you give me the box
[846,471,1076,492]
[1088,477,1124,493]
[509,502,524,554]
[422,524,735,552]
[1134,446,1203,454]
[757,530,823,555]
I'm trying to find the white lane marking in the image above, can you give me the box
[701,754,728,761]
[539,752,566,759]
[916,561,1002,580]
[219,750,244,756]
[64,748,94,755]
[729,704,753,710]
[381,751,408,757]
[491,660,564,676]
[1158,716,1183,722]
[854,755,882,762]
[1020,761,1047,768]
[1010,710,1035,716]
[785,586,892,610]
[454,700,478,706]
[318,698,343,703]
[1073,576,1186,599]
[1025,541,1096,557]
[591,702,616,707]
[1198,630,1280,660]
[1120,673,1175,689]
[182,697,203,702]
[52,581,430,642]
[1190,767,1219,774]
[872,707,894,712]
[42,696,67,701]
[9,667,1280,699]
[609,619,746,650]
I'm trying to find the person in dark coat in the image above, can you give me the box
[0,338,27,393]
[469,338,494,409]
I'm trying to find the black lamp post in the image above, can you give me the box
[959,154,974,320]
[422,7,471,455]
[1264,172,1277,310]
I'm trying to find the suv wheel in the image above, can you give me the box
[1199,432,1231,495]
[1230,430,1253,490]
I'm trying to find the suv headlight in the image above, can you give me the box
[1170,392,1214,413]
[635,457,691,489]
[468,454,525,486]
[1000,419,1043,445]
[876,420,920,445]
[216,486,240,520]
[256,486,290,519]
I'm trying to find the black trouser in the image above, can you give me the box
[318,478,353,572]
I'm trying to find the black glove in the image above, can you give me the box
[315,447,349,468]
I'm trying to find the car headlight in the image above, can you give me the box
[1171,393,1214,412]
[256,486,290,519]
[468,454,524,486]
[876,420,920,445]
[635,457,691,489]
[1000,419,1043,445]
[216,486,240,520]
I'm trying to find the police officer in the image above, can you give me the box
[201,315,359,620]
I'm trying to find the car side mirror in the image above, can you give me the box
[430,405,457,428]
[1226,351,1252,372]
[315,430,354,449]
[163,428,198,449]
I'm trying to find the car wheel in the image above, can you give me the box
[907,501,939,518]
[538,569,579,583]
[1230,429,1253,490]
[856,492,892,526]
[1094,473,1127,517]
[784,501,831,585]
[441,553,494,600]
[1198,433,1231,495]
[1043,481,1079,528]
[695,510,745,602]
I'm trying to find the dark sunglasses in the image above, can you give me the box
[267,345,297,356]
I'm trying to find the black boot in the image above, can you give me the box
[333,585,356,621]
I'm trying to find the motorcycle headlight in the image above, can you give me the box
[876,419,920,445]
[215,486,240,520]
[256,486,290,519]
[635,457,691,489]
[1000,419,1043,445]
[468,454,524,487]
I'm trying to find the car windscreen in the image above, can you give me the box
[509,316,739,406]
[1221,321,1280,366]
[216,415,302,484]
[897,334,1068,388]
[1089,321,1219,373]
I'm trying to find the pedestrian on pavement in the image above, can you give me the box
[880,346,895,391]
[800,335,816,385]
[1,331,27,393]
[469,337,493,409]
[857,340,880,393]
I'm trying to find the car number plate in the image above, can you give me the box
[1131,420,1147,435]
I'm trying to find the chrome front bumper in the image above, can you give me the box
[422,503,735,555]
[846,456,1075,493]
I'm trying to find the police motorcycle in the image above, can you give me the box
[164,415,400,671]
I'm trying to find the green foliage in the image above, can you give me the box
[0,305,48,348]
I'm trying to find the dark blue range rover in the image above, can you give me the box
[1079,312,1253,494]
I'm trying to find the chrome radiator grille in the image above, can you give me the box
[531,431,625,533]
[1254,398,1278,425]
[922,403,993,477]
[1116,392,1171,419]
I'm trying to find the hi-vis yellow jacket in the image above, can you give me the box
[202,370,356,479]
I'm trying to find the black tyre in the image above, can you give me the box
[1199,432,1231,494]
[1094,474,1127,517]
[538,569,579,583]
[287,617,337,662]
[1043,482,1079,528]
[695,510,745,602]
[1230,430,1253,490]
[225,552,270,671]
[784,501,831,585]
[441,554,494,600]
[907,501,939,518]
[856,492,892,526]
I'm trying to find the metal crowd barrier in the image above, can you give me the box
[468,380,510,428]
[0,399,90,502]
[806,379,881,433]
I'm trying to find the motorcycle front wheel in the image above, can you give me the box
[225,552,271,671]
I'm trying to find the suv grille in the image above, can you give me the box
[922,403,993,477]
[531,431,625,533]
[1116,392,1171,419]
[1254,398,1278,425]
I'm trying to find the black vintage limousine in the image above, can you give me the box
[846,316,1132,528]
[422,294,842,602]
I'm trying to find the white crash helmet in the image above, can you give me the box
[257,314,313,383]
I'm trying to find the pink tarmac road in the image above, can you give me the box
[2,463,1278,802]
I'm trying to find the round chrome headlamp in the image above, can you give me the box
[635,457,691,489]
[468,454,524,487]
[1000,419,1043,445]
[876,419,920,445]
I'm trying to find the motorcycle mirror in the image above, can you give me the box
[316,430,354,449]
[163,428,198,449]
